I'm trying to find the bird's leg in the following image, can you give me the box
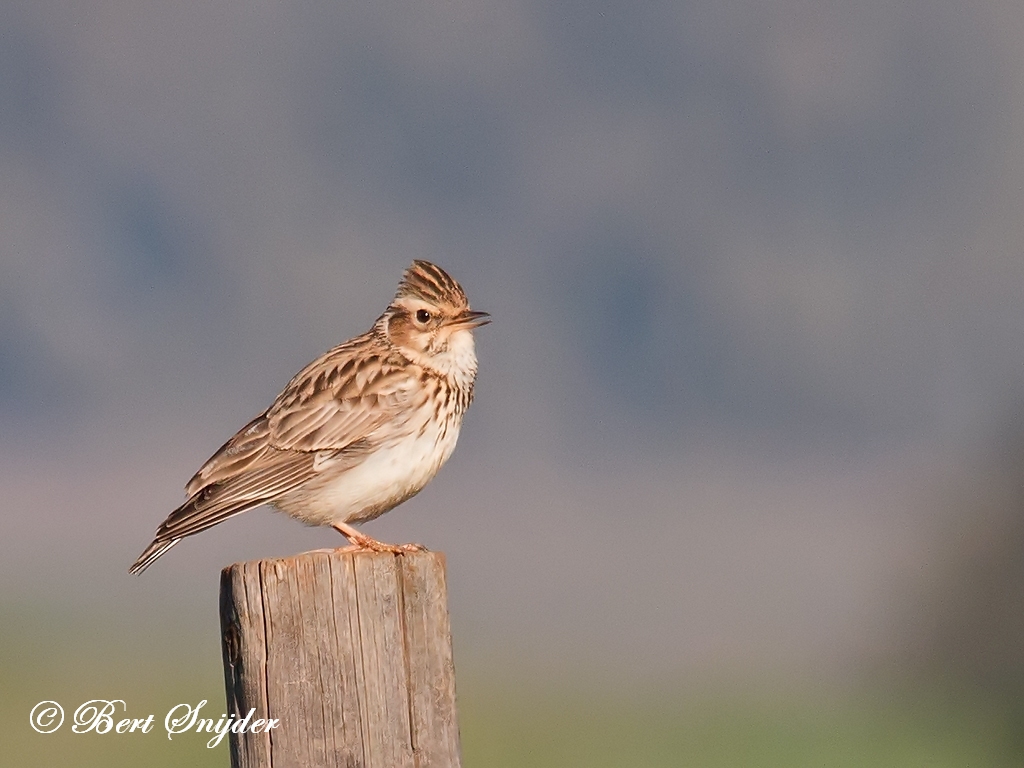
[330,522,427,554]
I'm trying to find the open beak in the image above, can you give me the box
[449,309,491,329]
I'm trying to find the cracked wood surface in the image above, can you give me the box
[220,550,461,768]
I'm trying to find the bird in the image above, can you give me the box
[129,260,489,574]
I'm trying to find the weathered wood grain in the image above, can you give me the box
[220,550,461,768]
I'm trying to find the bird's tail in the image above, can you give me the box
[128,538,181,575]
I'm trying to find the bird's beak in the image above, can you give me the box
[449,309,491,329]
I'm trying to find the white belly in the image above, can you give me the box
[275,417,462,526]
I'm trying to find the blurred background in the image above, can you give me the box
[3,0,1024,765]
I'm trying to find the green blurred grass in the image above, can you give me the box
[2,603,228,767]
[2,604,1018,767]
[460,680,1018,768]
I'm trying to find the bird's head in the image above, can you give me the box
[383,261,490,381]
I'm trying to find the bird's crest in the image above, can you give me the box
[395,261,468,309]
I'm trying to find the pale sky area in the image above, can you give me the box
[3,0,1024,684]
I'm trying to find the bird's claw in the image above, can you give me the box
[336,539,428,555]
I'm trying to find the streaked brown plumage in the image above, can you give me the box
[130,260,488,574]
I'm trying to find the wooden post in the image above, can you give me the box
[219,550,461,768]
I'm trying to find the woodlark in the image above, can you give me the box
[130,260,489,574]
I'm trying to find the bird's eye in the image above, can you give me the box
[415,309,431,324]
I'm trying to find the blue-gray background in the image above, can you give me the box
[4,0,1024,763]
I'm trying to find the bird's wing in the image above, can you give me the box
[155,444,316,541]
[163,343,421,537]
[184,413,276,496]
[265,346,423,453]
[182,339,420,494]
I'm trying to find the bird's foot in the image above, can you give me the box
[331,522,428,554]
[334,540,427,555]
